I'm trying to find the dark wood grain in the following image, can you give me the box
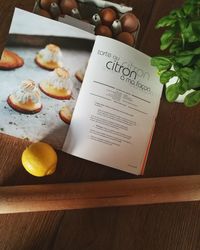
[139,0,185,55]
[0,211,65,250]
[0,0,200,250]
[16,0,36,12]
[52,203,200,250]
[0,0,16,55]
[1,203,200,250]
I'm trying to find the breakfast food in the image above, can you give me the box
[0,49,24,70]
[99,8,117,26]
[116,32,135,46]
[60,0,78,15]
[120,13,139,33]
[39,67,73,100]
[95,25,112,37]
[59,105,74,124]
[35,44,62,70]
[35,1,140,47]
[75,69,85,83]
[40,0,60,11]
[75,64,87,83]
[7,79,42,114]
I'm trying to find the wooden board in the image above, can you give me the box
[1,176,200,214]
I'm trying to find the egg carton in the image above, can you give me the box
[33,0,140,47]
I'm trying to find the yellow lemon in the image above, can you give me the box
[22,142,57,177]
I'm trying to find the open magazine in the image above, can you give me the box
[0,8,163,175]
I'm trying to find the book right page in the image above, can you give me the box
[63,36,163,175]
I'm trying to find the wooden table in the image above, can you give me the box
[0,0,200,249]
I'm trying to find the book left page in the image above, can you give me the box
[0,8,94,149]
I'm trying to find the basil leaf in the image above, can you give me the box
[193,47,200,55]
[183,3,194,15]
[175,54,194,66]
[191,21,200,39]
[151,57,172,71]
[177,80,188,94]
[184,90,200,107]
[165,84,179,102]
[160,29,176,50]
[188,68,200,89]
[175,9,185,18]
[177,48,200,56]
[177,67,194,91]
[173,63,181,71]
[195,59,200,67]
[178,67,193,81]
[156,15,177,28]
[183,23,199,42]
[160,70,176,84]
[179,19,189,33]
[169,40,182,54]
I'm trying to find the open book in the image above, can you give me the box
[0,9,163,175]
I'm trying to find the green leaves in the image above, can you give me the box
[175,49,200,66]
[175,54,194,66]
[166,84,179,102]
[191,21,200,39]
[182,23,199,42]
[177,80,188,94]
[160,70,176,84]
[156,15,177,28]
[184,90,200,107]
[151,57,172,71]
[178,67,193,89]
[193,47,200,55]
[151,0,200,107]
[160,29,176,50]
[178,67,193,79]
[169,40,182,53]
[183,3,194,15]
[195,59,200,67]
[188,68,200,89]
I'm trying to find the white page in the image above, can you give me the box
[10,8,95,40]
[63,36,163,175]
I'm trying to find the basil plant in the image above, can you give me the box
[151,0,200,107]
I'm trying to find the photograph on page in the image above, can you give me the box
[0,8,95,149]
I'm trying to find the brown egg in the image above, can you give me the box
[59,0,78,15]
[37,9,52,18]
[120,13,139,33]
[95,25,112,37]
[40,0,59,11]
[99,8,117,26]
[116,32,135,46]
